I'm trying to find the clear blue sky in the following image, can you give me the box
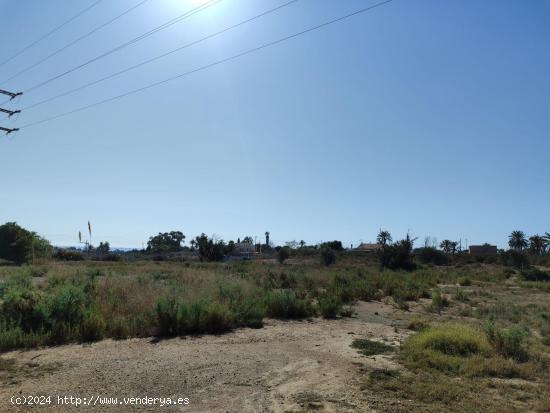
[0,0,548,249]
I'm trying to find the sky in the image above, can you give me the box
[0,0,549,249]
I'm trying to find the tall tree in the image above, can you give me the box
[0,222,52,264]
[265,231,270,246]
[440,240,452,254]
[376,230,392,246]
[508,230,528,251]
[147,231,185,253]
[543,232,550,253]
[450,241,458,255]
[529,235,546,255]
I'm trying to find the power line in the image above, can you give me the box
[0,0,153,86]
[23,0,301,111]
[24,0,223,94]
[0,0,103,69]
[21,0,394,130]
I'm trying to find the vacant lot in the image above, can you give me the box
[1,258,549,412]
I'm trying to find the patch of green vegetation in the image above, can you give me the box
[368,368,401,381]
[364,369,549,413]
[426,290,449,313]
[0,273,104,351]
[317,293,343,319]
[407,317,429,331]
[520,268,549,282]
[351,338,394,356]
[452,288,469,303]
[483,322,529,362]
[265,290,312,319]
[400,323,542,379]
[458,277,472,286]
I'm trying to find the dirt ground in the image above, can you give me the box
[0,302,407,413]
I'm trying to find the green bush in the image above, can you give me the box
[520,268,549,282]
[484,322,529,362]
[217,282,265,328]
[320,248,337,267]
[378,237,417,271]
[155,297,178,336]
[198,302,233,333]
[277,247,290,264]
[0,222,52,264]
[0,326,48,351]
[416,247,449,266]
[402,324,492,374]
[351,338,393,356]
[317,293,342,318]
[265,290,312,319]
[1,278,43,331]
[458,277,472,286]
[427,290,449,313]
[53,249,84,261]
[500,250,529,269]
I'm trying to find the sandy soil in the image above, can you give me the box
[0,302,408,413]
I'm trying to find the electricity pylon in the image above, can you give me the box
[0,88,22,135]
[0,89,22,100]
[0,107,20,117]
[0,126,19,134]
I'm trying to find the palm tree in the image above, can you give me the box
[450,241,458,255]
[529,235,546,255]
[440,240,452,254]
[543,232,550,253]
[508,230,528,251]
[376,230,392,246]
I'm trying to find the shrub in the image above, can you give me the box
[155,298,233,335]
[520,268,549,282]
[194,233,225,262]
[217,282,265,328]
[402,324,492,374]
[80,310,106,342]
[317,293,342,318]
[407,317,429,331]
[53,249,84,261]
[277,247,290,264]
[0,277,43,331]
[340,305,354,317]
[155,297,178,336]
[0,222,52,264]
[418,325,490,357]
[320,248,337,267]
[500,250,529,269]
[265,290,312,319]
[0,326,48,351]
[484,322,529,362]
[378,238,416,271]
[351,338,393,356]
[458,277,472,286]
[427,290,449,313]
[368,369,400,381]
[416,247,449,266]
[320,241,344,252]
[452,288,469,303]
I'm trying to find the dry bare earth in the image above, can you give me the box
[0,302,407,413]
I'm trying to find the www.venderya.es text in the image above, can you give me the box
[10,395,190,408]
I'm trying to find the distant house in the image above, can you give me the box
[231,242,257,258]
[355,243,382,253]
[469,245,497,255]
